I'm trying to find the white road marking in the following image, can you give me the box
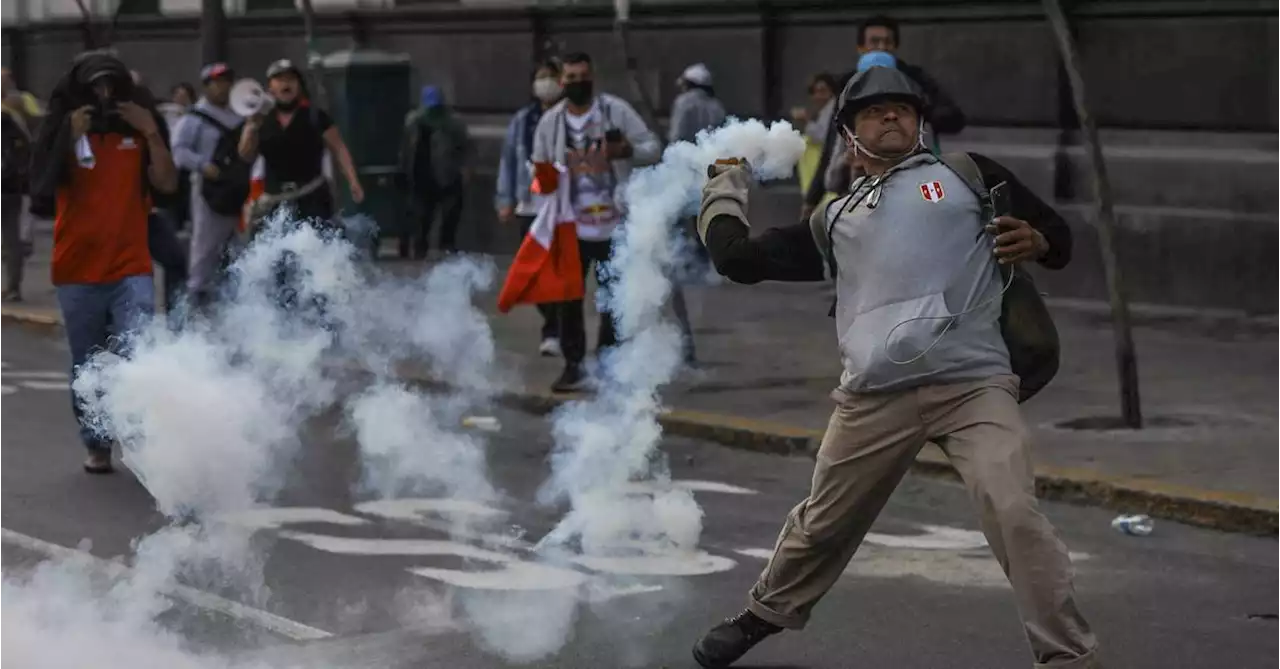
[735,542,1093,589]
[213,507,371,531]
[3,370,69,380]
[353,498,525,549]
[571,551,737,577]
[0,527,333,641]
[864,525,990,551]
[17,380,69,391]
[1,385,15,395]
[620,480,759,496]
[279,531,592,591]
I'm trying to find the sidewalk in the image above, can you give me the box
[4,230,1276,534]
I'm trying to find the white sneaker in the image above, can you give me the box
[539,337,562,358]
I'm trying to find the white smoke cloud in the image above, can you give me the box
[4,119,804,668]
[538,118,804,553]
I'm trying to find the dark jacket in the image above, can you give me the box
[28,51,170,217]
[398,107,471,193]
[2,110,32,194]
[803,58,966,209]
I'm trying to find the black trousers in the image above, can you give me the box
[560,238,617,366]
[517,214,560,340]
[403,187,463,258]
[147,210,188,315]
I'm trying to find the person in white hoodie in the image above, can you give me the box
[530,51,661,392]
[171,63,245,307]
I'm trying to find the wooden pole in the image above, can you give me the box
[1043,0,1143,428]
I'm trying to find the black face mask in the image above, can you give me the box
[563,80,593,106]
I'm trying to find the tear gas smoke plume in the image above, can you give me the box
[536,119,804,555]
[3,211,503,668]
[482,120,802,662]
[2,118,804,668]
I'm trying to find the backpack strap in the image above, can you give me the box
[937,151,995,223]
[188,109,234,135]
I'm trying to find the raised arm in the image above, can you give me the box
[698,162,826,284]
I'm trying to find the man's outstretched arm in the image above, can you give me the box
[699,161,826,284]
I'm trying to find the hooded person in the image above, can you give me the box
[397,84,472,258]
[28,49,179,475]
[28,50,172,218]
[688,65,1097,669]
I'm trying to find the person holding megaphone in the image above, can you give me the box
[236,59,363,232]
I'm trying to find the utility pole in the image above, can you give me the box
[201,0,227,64]
[297,0,329,107]
[612,0,662,144]
[1043,0,1143,428]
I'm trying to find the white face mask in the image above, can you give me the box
[533,77,562,103]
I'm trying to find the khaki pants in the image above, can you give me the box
[749,375,1100,668]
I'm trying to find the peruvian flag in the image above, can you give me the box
[919,180,945,202]
[241,156,266,233]
[496,162,584,313]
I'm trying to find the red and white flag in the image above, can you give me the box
[497,162,584,313]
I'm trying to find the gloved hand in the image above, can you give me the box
[698,157,754,245]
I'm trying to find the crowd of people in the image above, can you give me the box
[2,12,1103,668]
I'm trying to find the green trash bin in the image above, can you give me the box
[314,49,412,254]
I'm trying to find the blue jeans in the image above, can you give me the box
[55,275,155,453]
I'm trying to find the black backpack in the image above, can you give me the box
[0,113,30,194]
[189,110,251,216]
[817,153,1060,403]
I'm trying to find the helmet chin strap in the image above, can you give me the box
[849,119,926,161]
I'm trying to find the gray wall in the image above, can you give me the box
[3,1,1277,313]
[4,1,1277,130]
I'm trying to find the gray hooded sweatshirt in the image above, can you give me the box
[813,152,1010,392]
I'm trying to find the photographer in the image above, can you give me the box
[29,50,177,474]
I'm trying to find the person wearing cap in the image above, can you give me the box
[667,62,727,366]
[172,62,247,306]
[690,66,1097,669]
[397,84,472,259]
[237,59,363,227]
[801,14,966,221]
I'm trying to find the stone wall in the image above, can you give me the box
[3,0,1276,312]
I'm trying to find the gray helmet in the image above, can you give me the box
[834,66,926,125]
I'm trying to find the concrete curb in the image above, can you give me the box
[2,306,62,331]
[440,383,1280,538]
[5,305,1275,536]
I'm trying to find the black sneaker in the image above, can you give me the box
[550,364,587,393]
[692,609,782,668]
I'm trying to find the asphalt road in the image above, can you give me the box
[2,323,1277,669]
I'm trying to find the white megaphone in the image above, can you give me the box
[229,78,274,117]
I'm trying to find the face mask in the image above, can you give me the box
[533,78,562,103]
[275,97,299,112]
[563,80,593,106]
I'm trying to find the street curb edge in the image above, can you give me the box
[476,384,1278,537]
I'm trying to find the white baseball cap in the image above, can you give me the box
[679,63,713,87]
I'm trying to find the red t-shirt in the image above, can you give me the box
[52,132,154,285]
